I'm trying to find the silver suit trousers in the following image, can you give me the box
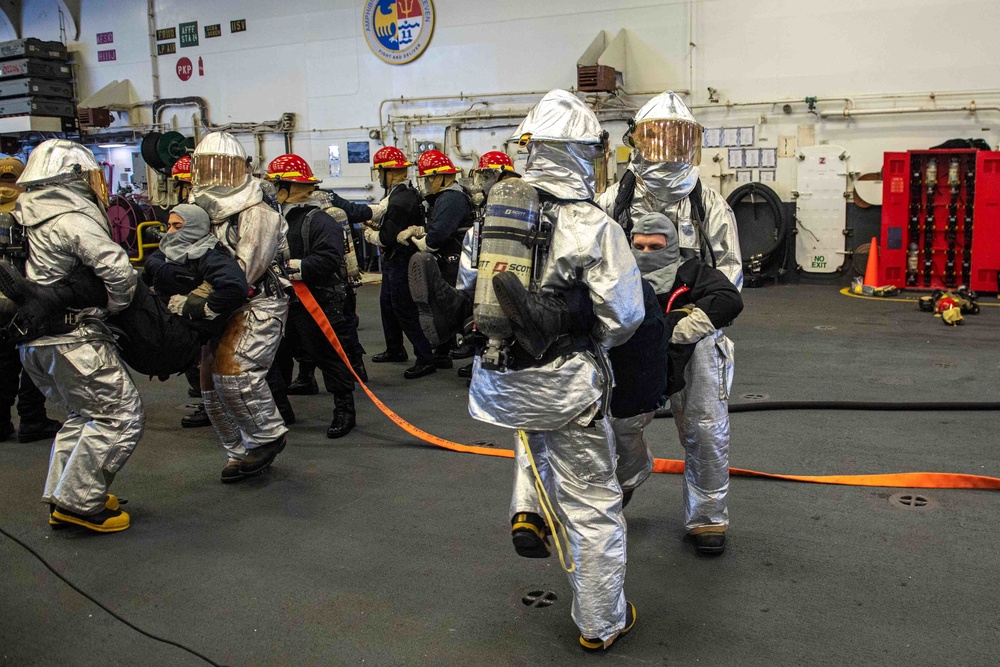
[610,412,656,491]
[205,296,288,457]
[510,412,655,511]
[512,418,628,641]
[21,336,144,514]
[670,330,734,531]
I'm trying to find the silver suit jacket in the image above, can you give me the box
[468,198,644,430]
[598,178,744,290]
[14,185,137,345]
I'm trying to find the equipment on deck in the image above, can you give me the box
[880,149,1000,292]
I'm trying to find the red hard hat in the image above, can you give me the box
[373,146,412,169]
[477,151,516,172]
[171,155,192,182]
[267,154,320,183]
[936,296,958,314]
[417,149,460,177]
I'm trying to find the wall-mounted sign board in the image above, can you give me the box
[179,22,199,48]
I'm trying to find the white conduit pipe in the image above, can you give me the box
[819,102,1000,119]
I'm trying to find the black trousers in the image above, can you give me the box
[277,291,356,395]
[0,341,48,423]
[380,260,432,362]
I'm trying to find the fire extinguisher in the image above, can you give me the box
[198,57,204,76]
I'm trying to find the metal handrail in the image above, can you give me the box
[129,220,165,263]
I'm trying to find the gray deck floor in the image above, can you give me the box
[2,284,998,666]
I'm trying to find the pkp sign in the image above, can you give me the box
[176,57,193,81]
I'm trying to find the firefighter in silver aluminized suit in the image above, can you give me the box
[468,90,644,651]
[596,91,741,553]
[189,132,290,483]
[13,140,141,533]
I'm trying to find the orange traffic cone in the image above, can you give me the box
[863,237,880,289]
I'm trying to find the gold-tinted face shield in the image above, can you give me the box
[0,173,23,210]
[630,118,703,164]
[191,153,249,188]
[84,169,110,206]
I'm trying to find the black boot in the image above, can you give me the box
[326,392,356,439]
[287,362,319,395]
[181,402,211,428]
[450,338,475,359]
[348,354,369,383]
[372,349,408,363]
[403,359,436,379]
[16,417,61,443]
[239,436,287,476]
[408,252,472,346]
[492,272,570,359]
[511,512,551,559]
[693,530,727,556]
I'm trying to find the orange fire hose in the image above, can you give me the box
[294,283,1000,491]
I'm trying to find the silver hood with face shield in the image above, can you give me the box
[513,89,607,201]
[17,139,101,187]
[17,139,109,207]
[14,180,108,231]
[629,91,702,204]
[190,131,264,220]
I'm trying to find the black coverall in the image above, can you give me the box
[323,191,371,339]
[606,258,743,417]
[378,183,433,362]
[275,205,359,394]
[0,242,50,431]
[142,246,250,339]
[423,185,474,286]
[659,258,744,393]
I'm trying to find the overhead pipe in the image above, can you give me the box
[386,110,636,140]
[153,97,212,129]
[379,90,554,136]
[819,101,1000,119]
[378,89,681,137]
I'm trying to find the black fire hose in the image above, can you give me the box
[656,400,1000,418]
[726,182,789,278]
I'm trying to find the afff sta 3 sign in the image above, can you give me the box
[363,0,434,65]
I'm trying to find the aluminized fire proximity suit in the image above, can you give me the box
[14,140,143,516]
[596,91,741,534]
[468,90,644,642]
[190,132,289,465]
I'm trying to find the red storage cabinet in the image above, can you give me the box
[879,149,1000,292]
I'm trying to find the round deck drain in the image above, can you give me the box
[741,393,769,401]
[814,325,837,331]
[890,492,934,509]
[522,590,557,608]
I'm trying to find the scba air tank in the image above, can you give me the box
[474,178,540,349]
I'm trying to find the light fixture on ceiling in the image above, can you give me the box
[98,143,127,148]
